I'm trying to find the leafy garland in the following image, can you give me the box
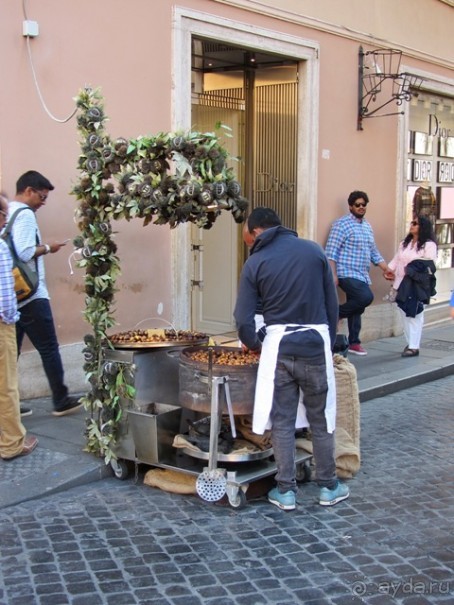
[72,87,248,462]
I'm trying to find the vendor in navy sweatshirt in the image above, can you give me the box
[234,207,348,511]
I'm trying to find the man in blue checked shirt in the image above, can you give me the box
[325,191,390,356]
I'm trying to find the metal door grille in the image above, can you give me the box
[196,88,244,110]
[193,89,245,191]
[194,82,298,230]
[254,82,297,229]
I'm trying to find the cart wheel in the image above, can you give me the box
[110,459,129,480]
[228,489,247,509]
[296,461,312,483]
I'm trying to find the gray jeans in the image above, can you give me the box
[270,354,337,493]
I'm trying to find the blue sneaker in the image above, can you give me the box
[319,481,349,506]
[267,487,296,511]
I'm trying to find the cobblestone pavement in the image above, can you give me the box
[0,376,453,605]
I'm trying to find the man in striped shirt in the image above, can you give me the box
[9,171,82,417]
[0,193,38,459]
[325,191,390,356]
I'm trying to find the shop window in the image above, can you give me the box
[407,95,454,271]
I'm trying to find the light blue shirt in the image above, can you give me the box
[325,213,384,285]
[8,201,49,308]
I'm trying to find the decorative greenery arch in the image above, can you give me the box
[72,87,247,462]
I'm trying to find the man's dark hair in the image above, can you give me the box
[348,190,369,206]
[247,207,282,232]
[16,171,55,194]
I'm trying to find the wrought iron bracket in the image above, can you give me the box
[357,46,424,130]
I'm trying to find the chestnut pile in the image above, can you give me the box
[109,329,207,344]
[186,349,259,366]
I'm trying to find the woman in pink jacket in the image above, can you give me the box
[385,216,437,357]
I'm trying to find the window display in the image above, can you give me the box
[438,186,454,220]
[407,95,454,272]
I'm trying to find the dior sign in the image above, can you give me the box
[256,172,295,193]
[438,161,454,183]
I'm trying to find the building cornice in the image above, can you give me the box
[438,0,454,8]
[211,0,454,70]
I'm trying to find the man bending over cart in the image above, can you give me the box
[234,207,349,511]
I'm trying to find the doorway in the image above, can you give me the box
[171,10,320,332]
[190,38,299,334]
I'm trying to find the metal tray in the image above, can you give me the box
[111,338,209,350]
[180,445,274,463]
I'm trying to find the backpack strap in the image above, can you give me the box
[2,207,39,271]
[2,207,34,236]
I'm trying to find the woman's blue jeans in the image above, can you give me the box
[16,298,69,408]
[271,354,336,493]
[338,277,374,345]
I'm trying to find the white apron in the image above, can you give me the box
[252,323,336,435]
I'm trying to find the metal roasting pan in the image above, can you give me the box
[180,445,274,463]
[110,338,209,350]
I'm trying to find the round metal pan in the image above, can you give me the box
[180,445,274,463]
[179,345,259,414]
[111,338,208,350]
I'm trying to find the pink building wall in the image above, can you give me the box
[1,0,453,397]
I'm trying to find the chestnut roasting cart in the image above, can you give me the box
[104,341,312,509]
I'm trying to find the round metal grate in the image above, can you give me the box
[196,470,227,502]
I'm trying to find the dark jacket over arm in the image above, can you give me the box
[396,259,436,317]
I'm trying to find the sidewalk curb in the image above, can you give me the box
[359,362,454,402]
[1,456,112,510]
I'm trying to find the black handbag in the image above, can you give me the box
[1,208,39,301]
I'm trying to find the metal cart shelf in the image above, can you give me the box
[108,355,312,508]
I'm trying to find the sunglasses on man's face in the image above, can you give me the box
[353,203,367,208]
[411,221,419,226]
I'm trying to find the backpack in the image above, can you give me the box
[1,207,39,301]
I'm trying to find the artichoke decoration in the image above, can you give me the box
[227,180,242,197]
[198,187,214,206]
[138,158,152,174]
[72,86,248,461]
[213,181,227,199]
[139,181,153,199]
[87,134,102,148]
[101,146,115,163]
[185,180,202,199]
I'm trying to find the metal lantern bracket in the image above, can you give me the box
[358,46,424,130]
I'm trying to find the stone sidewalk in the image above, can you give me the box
[1,320,453,510]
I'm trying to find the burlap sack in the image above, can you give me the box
[296,428,360,479]
[333,354,360,450]
[144,468,197,495]
[235,415,273,451]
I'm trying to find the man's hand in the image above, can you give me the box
[241,343,261,355]
[49,240,70,253]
